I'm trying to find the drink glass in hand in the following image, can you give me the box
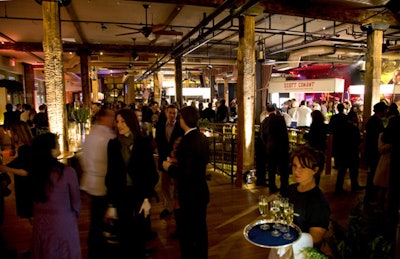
[258,195,270,230]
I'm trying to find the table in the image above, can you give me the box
[57,151,75,165]
[243,219,301,248]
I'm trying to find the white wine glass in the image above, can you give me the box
[269,199,281,237]
[283,203,295,240]
[279,198,290,233]
[258,195,270,230]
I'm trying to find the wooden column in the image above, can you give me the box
[23,63,35,106]
[174,57,183,107]
[223,78,229,104]
[235,15,255,187]
[364,26,384,126]
[125,77,136,105]
[77,48,91,109]
[210,75,216,101]
[153,72,161,104]
[91,69,99,103]
[42,0,68,152]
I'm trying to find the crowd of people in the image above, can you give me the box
[0,99,212,259]
[1,95,399,258]
[257,97,400,253]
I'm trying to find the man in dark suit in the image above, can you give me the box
[163,106,210,259]
[155,104,184,220]
[201,102,215,122]
[260,104,290,193]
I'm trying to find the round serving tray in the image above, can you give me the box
[243,219,302,248]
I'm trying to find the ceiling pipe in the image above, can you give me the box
[274,45,365,71]
[139,0,240,79]
[139,0,261,80]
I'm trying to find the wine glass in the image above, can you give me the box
[269,199,281,237]
[283,203,295,240]
[258,195,270,230]
[279,198,290,233]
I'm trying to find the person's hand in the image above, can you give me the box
[104,207,118,223]
[162,160,171,171]
[139,198,151,218]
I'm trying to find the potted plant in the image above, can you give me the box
[73,107,90,124]
[72,107,90,135]
[198,118,211,133]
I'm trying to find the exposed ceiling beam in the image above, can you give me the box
[0,42,172,54]
[123,0,224,8]
[258,0,399,26]
[151,4,184,43]
[65,4,87,43]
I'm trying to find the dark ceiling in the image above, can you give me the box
[0,0,399,86]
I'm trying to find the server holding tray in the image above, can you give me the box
[244,145,330,258]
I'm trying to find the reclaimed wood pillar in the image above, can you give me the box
[91,68,99,103]
[235,15,256,187]
[23,63,35,106]
[77,48,91,109]
[210,75,216,100]
[42,0,68,152]
[224,78,229,104]
[174,57,183,108]
[124,77,136,105]
[153,72,161,104]
[364,25,385,127]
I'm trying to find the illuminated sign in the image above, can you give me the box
[269,78,344,93]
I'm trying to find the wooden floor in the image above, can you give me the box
[0,147,368,259]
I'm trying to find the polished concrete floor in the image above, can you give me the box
[0,146,370,259]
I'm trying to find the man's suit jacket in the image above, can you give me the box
[155,117,184,169]
[261,113,289,155]
[175,129,210,207]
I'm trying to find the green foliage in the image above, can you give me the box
[198,118,211,129]
[301,247,329,259]
[326,199,394,259]
[72,107,90,123]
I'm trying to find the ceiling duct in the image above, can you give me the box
[274,46,365,71]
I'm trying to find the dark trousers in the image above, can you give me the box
[255,137,267,185]
[179,203,208,259]
[87,195,109,259]
[266,152,289,192]
[335,155,360,192]
[365,156,379,201]
[117,187,146,259]
[387,158,400,239]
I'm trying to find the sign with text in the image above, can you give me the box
[268,78,344,93]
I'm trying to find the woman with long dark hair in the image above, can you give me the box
[30,133,81,259]
[104,109,158,258]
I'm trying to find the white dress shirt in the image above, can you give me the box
[80,124,116,196]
